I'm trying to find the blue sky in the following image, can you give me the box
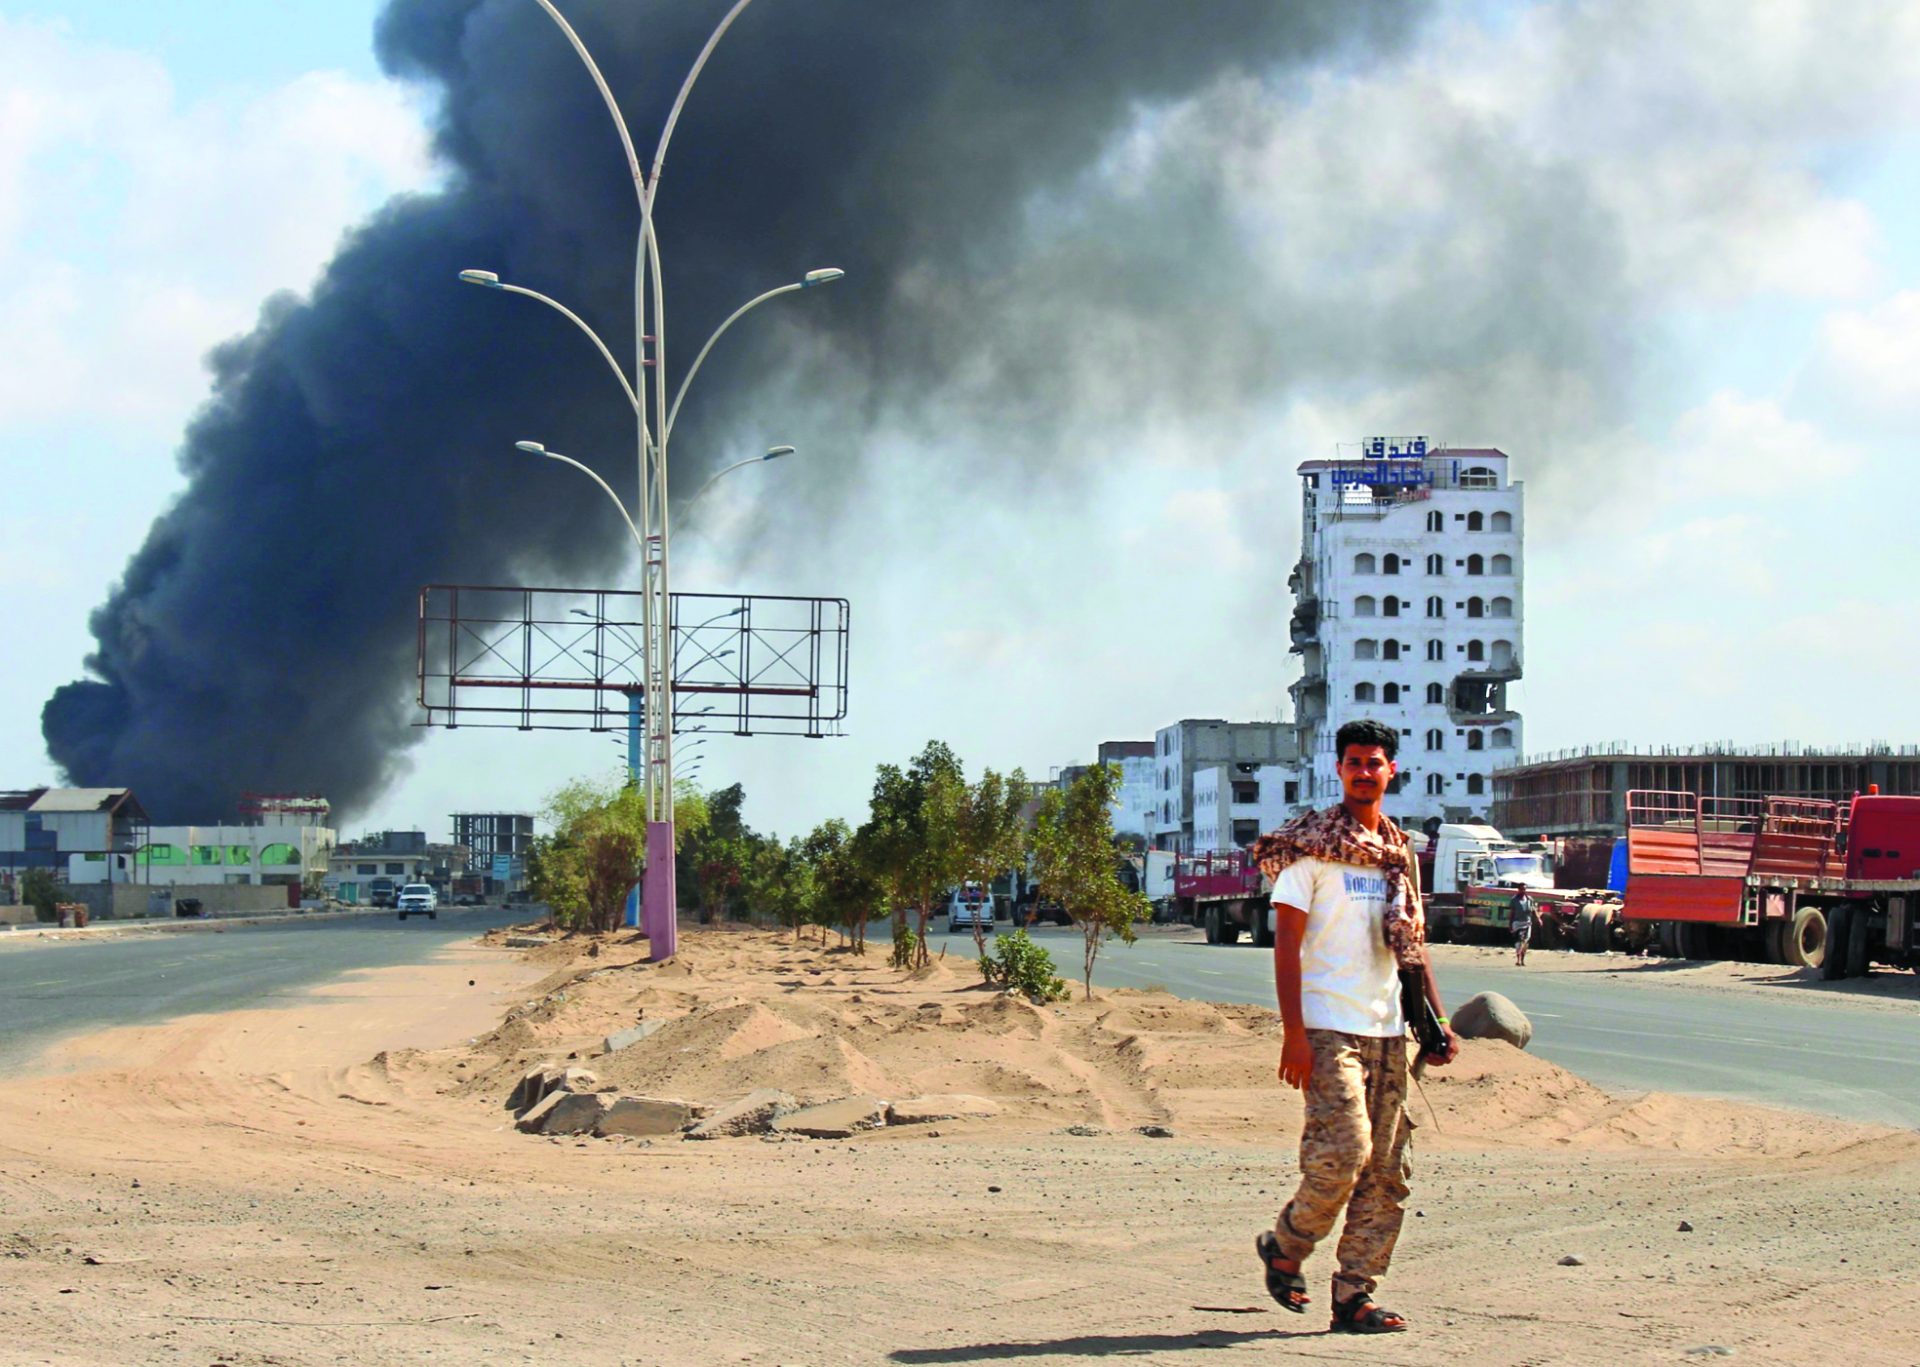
[8,0,1920,842]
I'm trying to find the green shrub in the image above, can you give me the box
[890,916,923,970]
[21,869,60,923]
[978,929,1069,1003]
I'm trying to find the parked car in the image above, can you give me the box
[946,882,995,932]
[396,883,439,921]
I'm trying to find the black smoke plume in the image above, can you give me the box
[43,0,1420,821]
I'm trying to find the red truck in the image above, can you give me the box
[1172,849,1272,946]
[1624,787,1920,976]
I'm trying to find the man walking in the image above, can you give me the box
[1510,885,1536,967]
[1248,718,1457,1334]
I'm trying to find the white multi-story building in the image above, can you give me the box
[1287,439,1524,828]
[1192,763,1294,853]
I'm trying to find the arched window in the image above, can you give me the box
[1492,511,1512,533]
[1466,773,1486,795]
[1491,640,1515,669]
[1426,510,1443,533]
[1467,596,1485,619]
[1382,554,1401,576]
[1491,554,1512,575]
[1426,773,1445,795]
[1354,552,1376,575]
[1354,595,1377,617]
[1425,553,1443,575]
[1425,728,1444,751]
[260,843,302,866]
[1425,640,1444,662]
[191,846,222,866]
[1382,597,1401,618]
[1466,554,1485,575]
[1383,683,1402,704]
[1467,640,1486,662]
[1425,595,1444,619]
[1467,511,1485,532]
[1426,682,1445,704]
[1466,730,1485,751]
[1491,596,1513,618]
[1462,466,1496,489]
[1491,727,1514,749]
[1382,640,1402,661]
[1355,682,1376,702]
[1354,638,1378,660]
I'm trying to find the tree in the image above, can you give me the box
[21,868,60,923]
[525,831,586,929]
[1033,763,1149,999]
[865,742,968,969]
[807,818,884,954]
[956,766,1030,958]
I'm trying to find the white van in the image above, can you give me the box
[946,882,995,932]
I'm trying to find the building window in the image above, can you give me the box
[1383,683,1402,704]
[1425,640,1443,662]
[1354,595,1377,617]
[1491,726,1514,749]
[1382,640,1401,661]
[1354,552,1377,575]
[1426,682,1444,704]
[1425,728,1444,751]
[1426,773,1445,795]
[1467,596,1485,618]
[261,843,302,866]
[1466,730,1485,751]
[1425,595,1443,618]
[1426,510,1443,533]
[1467,511,1485,532]
[385,862,405,875]
[1355,682,1376,702]
[1467,640,1486,662]
[1425,553,1443,575]
[1491,596,1513,618]
[1382,554,1402,575]
[1462,467,1496,489]
[1491,553,1512,575]
[1492,511,1513,533]
[357,862,377,876]
[1382,597,1401,618]
[1492,640,1515,669]
[1466,773,1487,795]
[1466,553,1485,575]
[1355,638,1378,660]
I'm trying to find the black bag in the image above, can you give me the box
[1400,966,1448,1062]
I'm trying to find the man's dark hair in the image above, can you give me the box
[1335,718,1399,763]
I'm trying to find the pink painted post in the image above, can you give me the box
[644,820,677,961]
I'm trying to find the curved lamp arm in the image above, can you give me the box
[461,272,639,412]
[514,442,646,555]
[665,269,843,443]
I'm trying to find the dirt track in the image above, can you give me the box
[1,926,1915,1366]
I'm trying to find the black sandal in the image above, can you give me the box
[1254,1231,1309,1313]
[1329,1291,1407,1333]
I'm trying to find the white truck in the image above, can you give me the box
[1421,823,1621,950]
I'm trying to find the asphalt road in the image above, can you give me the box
[932,926,1920,1129]
[0,908,526,1077]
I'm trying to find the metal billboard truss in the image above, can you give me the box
[417,584,848,737]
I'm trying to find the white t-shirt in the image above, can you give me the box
[1270,855,1405,1037]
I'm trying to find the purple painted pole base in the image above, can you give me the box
[644,820,677,962]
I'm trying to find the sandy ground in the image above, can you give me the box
[1,926,1916,1367]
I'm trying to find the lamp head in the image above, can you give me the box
[514,441,547,455]
[801,268,844,288]
[764,445,795,460]
[459,269,502,287]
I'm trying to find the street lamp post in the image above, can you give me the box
[458,0,839,960]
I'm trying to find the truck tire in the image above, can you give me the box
[1764,919,1792,965]
[1252,903,1275,949]
[1577,905,1610,953]
[1783,906,1827,969]
[1203,906,1222,945]
[1666,921,1699,960]
[1846,901,1872,978]
[1218,914,1241,946]
[1821,904,1853,980]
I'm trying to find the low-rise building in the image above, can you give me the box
[1,788,150,898]
[66,822,334,890]
[1192,763,1293,853]
[1152,720,1298,855]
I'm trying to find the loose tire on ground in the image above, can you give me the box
[1783,905,1827,969]
[1846,901,1871,978]
[1822,903,1853,980]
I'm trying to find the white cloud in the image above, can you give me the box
[1816,289,1920,416]
[0,18,435,433]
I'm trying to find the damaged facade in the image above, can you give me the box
[1287,441,1524,826]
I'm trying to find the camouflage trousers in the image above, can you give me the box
[1273,1029,1413,1300]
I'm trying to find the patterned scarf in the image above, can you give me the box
[1250,803,1427,968]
